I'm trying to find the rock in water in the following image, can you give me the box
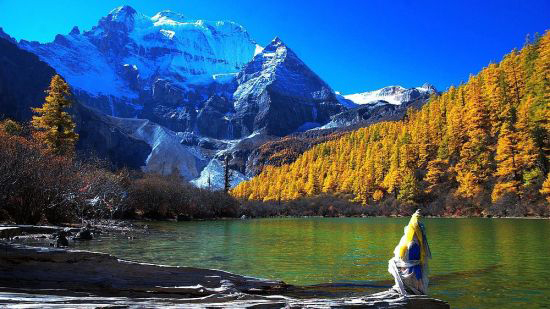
[51,230,69,247]
[74,227,93,240]
[55,234,69,247]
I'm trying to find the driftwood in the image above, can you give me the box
[0,243,287,297]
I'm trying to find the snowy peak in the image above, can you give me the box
[151,10,185,24]
[418,83,437,93]
[235,36,335,102]
[268,36,285,48]
[108,5,138,23]
[19,6,257,100]
[344,84,437,106]
[254,37,300,63]
[232,36,343,136]
[253,36,289,63]
[98,5,143,33]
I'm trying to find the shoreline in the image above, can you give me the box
[2,214,547,240]
[2,213,548,234]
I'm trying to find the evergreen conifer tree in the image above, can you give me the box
[32,75,78,155]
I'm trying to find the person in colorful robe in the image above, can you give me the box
[388,209,432,295]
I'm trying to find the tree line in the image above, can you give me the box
[232,31,550,217]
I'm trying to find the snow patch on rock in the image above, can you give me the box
[19,6,257,99]
[344,84,436,106]
[107,117,208,180]
[191,159,247,190]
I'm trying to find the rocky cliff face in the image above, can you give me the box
[231,37,344,137]
[0,30,56,121]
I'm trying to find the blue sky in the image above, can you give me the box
[0,0,548,94]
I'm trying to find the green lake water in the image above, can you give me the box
[73,217,550,308]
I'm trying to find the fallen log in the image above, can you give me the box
[0,243,287,298]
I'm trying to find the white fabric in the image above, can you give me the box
[388,228,430,295]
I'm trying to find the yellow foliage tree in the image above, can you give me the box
[456,76,493,199]
[32,75,78,155]
[541,174,550,203]
[492,121,522,202]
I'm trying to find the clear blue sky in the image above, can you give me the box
[0,0,548,94]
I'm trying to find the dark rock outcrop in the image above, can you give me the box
[0,36,56,121]
[72,103,151,169]
[74,227,93,241]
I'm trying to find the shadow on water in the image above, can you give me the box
[288,263,500,299]
[429,263,501,285]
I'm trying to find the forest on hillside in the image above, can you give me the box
[232,31,550,217]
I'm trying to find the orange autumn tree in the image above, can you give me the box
[32,75,79,155]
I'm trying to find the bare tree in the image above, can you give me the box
[224,155,232,193]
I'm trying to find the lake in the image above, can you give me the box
[73,217,550,308]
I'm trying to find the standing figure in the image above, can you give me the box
[388,210,432,295]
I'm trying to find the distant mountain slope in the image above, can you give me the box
[321,84,437,129]
[232,30,550,216]
[243,84,438,176]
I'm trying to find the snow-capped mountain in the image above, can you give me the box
[18,6,343,140]
[343,83,436,106]
[230,37,344,137]
[19,6,257,117]
[320,84,437,129]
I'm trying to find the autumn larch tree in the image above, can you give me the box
[456,76,493,200]
[32,75,78,155]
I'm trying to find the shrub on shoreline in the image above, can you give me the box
[0,120,241,224]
